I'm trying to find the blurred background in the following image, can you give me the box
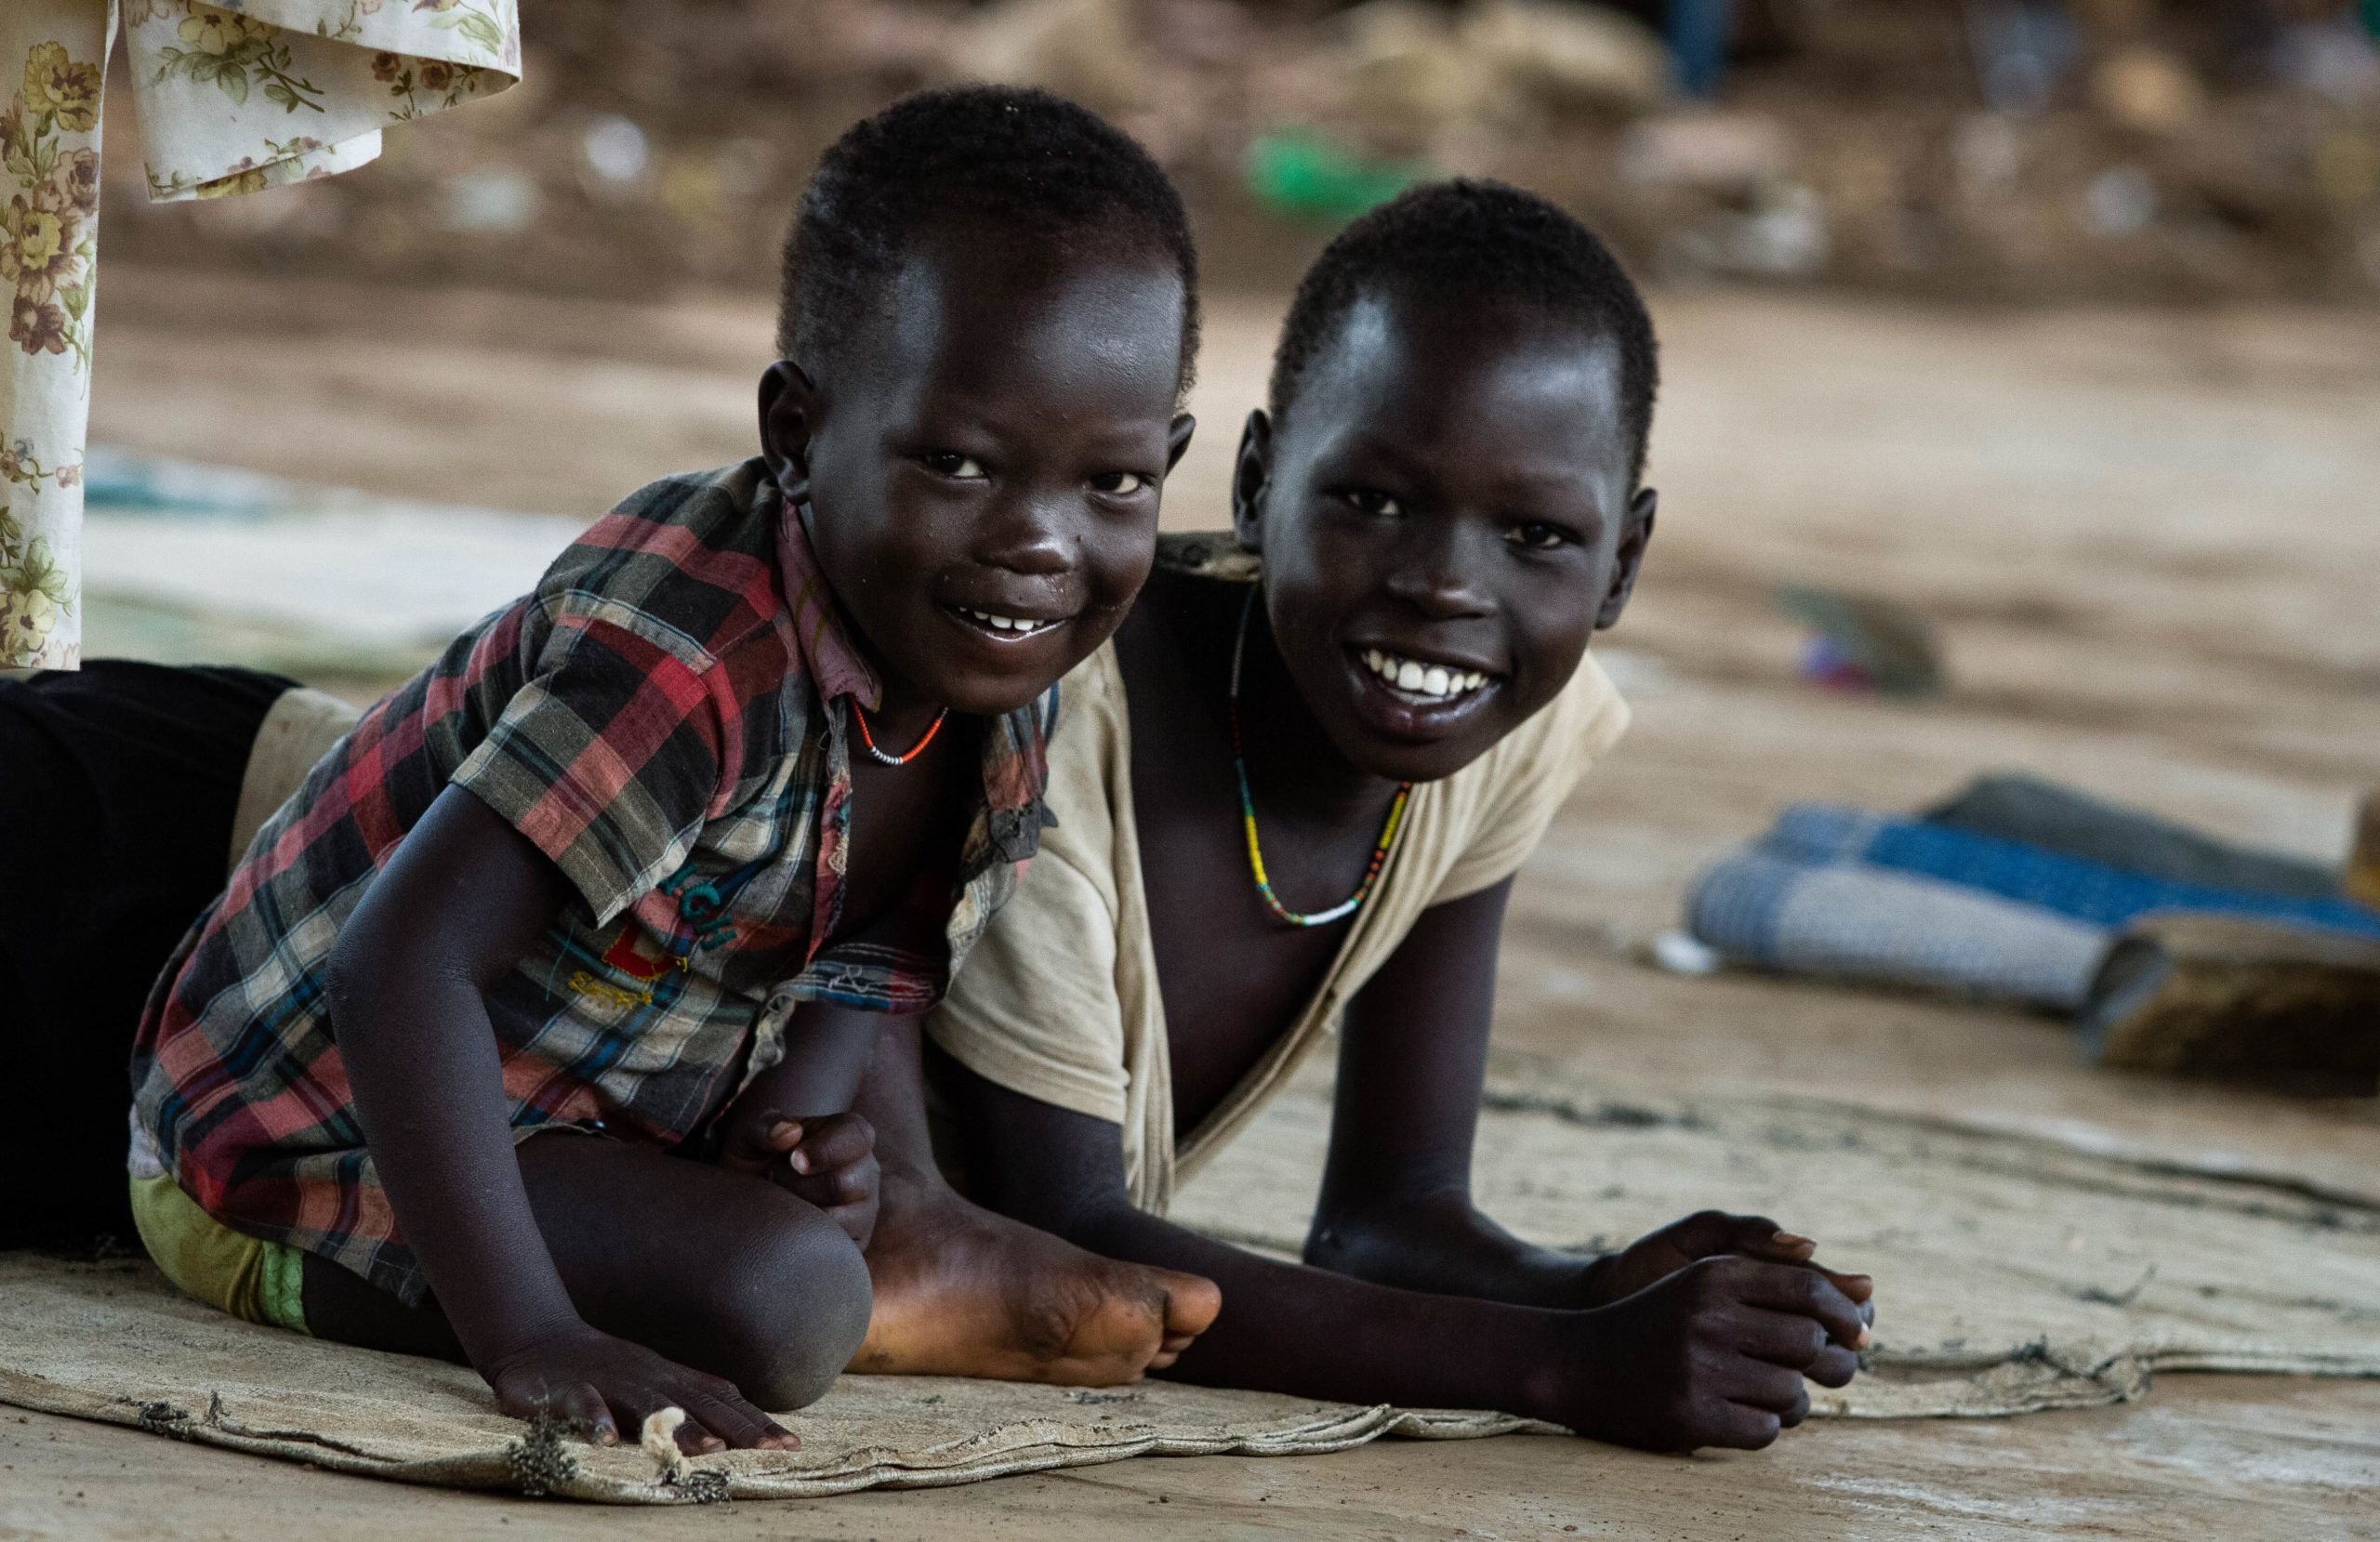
[94,0,2380,301]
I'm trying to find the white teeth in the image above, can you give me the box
[964,609,1051,636]
[1361,650,1493,701]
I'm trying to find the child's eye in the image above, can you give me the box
[1507,521,1576,550]
[1342,489,1403,517]
[1089,471,1150,495]
[920,453,986,480]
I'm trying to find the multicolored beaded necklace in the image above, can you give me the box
[1229,586,1411,928]
[853,703,948,767]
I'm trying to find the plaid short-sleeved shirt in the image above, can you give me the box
[128,459,1055,1304]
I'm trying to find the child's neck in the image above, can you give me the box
[1230,592,1402,828]
[862,669,952,748]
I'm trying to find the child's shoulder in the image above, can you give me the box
[1406,652,1628,905]
[1440,649,1629,825]
[537,459,792,668]
[1493,650,1629,778]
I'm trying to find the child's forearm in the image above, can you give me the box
[723,1003,886,1129]
[336,959,582,1364]
[850,1017,943,1182]
[325,787,587,1373]
[1049,1197,1572,1418]
[1304,1193,1606,1309]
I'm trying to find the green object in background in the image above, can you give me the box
[1245,129,1422,224]
[2364,0,2379,40]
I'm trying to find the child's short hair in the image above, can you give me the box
[1268,179,1659,483]
[779,86,1201,398]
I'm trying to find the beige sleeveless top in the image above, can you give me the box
[926,573,1630,1213]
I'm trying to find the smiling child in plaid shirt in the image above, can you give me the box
[126,86,1209,1456]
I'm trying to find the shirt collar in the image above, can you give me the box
[771,484,882,710]
[765,468,1055,860]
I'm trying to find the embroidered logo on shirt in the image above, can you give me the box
[660,869,740,955]
[567,970,653,1010]
[602,923,682,981]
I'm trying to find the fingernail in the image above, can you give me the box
[1855,1325,1871,1350]
[769,1120,800,1144]
[598,1426,618,1446]
[1772,1232,1814,1250]
[788,1151,812,1173]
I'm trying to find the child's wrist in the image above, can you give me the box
[449,1285,589,1370]
[1433,1302,1577,1425]
[457,1297,590,1376]
[1509,1311,1580,1425]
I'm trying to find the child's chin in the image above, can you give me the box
[921,664,1074,719]
[1316,712,1494,786]
[1361,738,1495,786]
[901,611,1090,716]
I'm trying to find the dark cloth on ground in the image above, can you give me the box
[1764,804,2380,939]
[1926,773,2345,903]
[0,661,294,1248]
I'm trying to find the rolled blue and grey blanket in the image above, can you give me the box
[1760,803,2380,940]
[1686,848,2116,1011]
[1683,784,2380,1014]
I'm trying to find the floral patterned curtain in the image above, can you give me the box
[2,0,519,668]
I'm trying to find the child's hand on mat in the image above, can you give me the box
[1588,1210,1873,1324]
[1548,1252,1871,1453]
[719,1109,882,1248]
[484,1321,800,1454]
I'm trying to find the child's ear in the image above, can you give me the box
[1166,413,1197,473]
[1597,487,1658,630]
[757,360,821,508]
[1230,410,1273,553]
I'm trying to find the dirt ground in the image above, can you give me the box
[10,270,2376,1539]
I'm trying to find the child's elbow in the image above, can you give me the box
[322,913,457,1034]
[322,927,387,1031]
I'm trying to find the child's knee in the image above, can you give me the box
[707,1200,872,1412]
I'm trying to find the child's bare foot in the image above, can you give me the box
[849,1172,1221,1385]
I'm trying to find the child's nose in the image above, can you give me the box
[1384,551,1493,618]
[1388,571,1493,619]
[1384,520,1500,617]
[972,491,1078,576]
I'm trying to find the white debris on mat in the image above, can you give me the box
[1650,929,1726,976]
[641,1406,690,1483]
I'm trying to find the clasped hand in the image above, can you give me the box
[1559,1209,1877,1453]
[715,1105,882,1248]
